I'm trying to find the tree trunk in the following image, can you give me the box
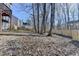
[47,3,55,36]
[32,4,37,33]
[37,3,40,33]
[66,3,70,29]
[40,3,46,34]
[78,4,79,20]
[43,3,46,33]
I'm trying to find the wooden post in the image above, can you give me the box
[9,15,12,31]
[0,12,2,32]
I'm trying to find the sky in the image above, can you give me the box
[11,3,79,24]
[11,3,32,22]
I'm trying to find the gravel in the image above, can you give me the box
[0,34,79,56]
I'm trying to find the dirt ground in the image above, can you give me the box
[0,34,79,56]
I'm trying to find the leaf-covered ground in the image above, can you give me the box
[0,34,79,56]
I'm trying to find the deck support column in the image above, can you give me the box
[0,11,2,32]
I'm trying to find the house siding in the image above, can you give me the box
[0,3,12,31]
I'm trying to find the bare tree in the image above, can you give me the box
[77,3,79,20]
[43,3,46,33]
[60,4,67,29]
[40,3,46,34]
[66,3,70,29]
[37,3,40,33]
[32,3,37,32]
[47,3,55,36]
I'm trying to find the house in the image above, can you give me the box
[12,15,24,30]
[11,15,18,30]
[17,19,23,29]
[0,3,12,31]
[67,20,79,30]
[22,21,32,29]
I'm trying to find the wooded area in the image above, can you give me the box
[1,3,79,56]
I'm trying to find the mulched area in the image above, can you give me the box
[0,35,79,56]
